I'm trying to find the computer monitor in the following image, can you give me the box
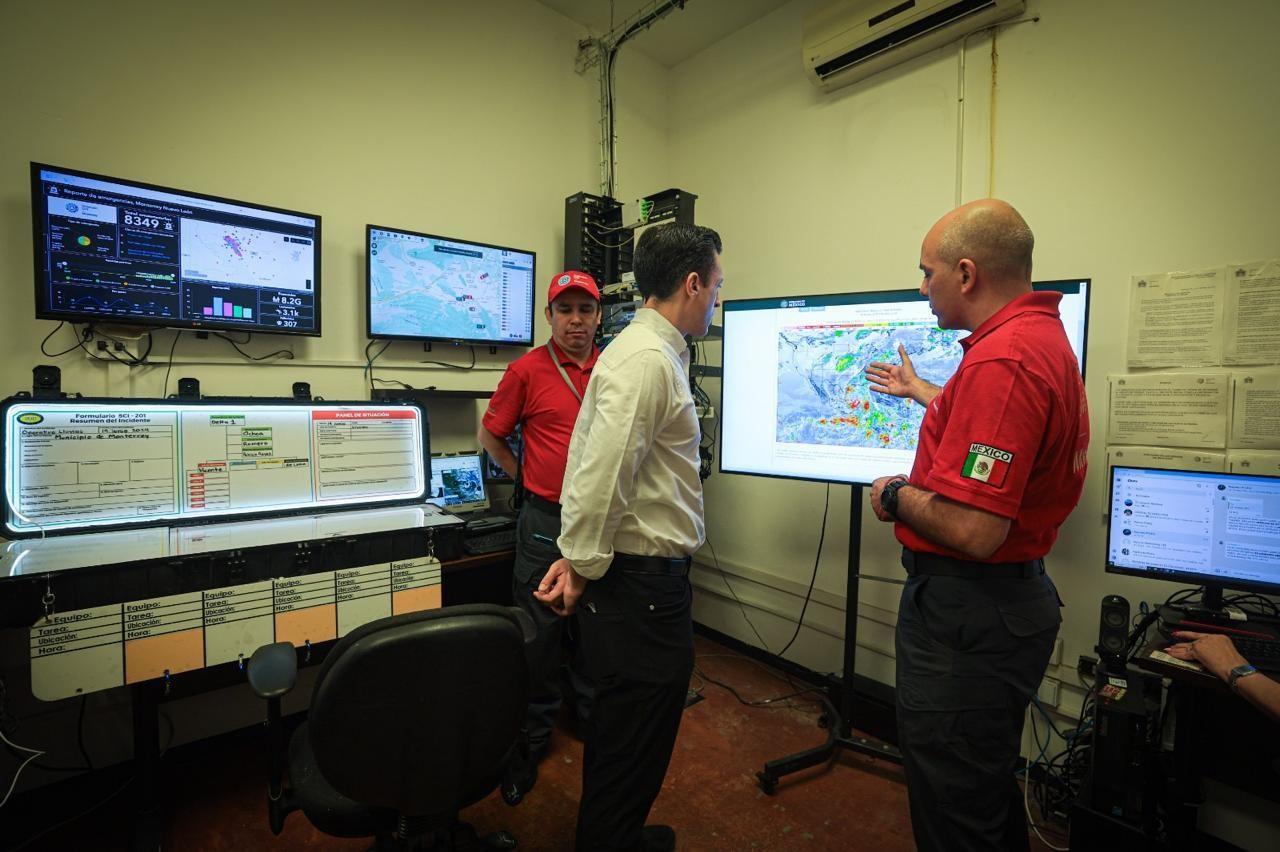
[718,280,1089,486]
[1107,466,1280,602]
[427,453,489,513]
[366,225,535,346]
[31,163,321,335]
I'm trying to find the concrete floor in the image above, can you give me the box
[12,633,1065,850]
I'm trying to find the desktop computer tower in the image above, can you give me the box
[1078,666,1163,832]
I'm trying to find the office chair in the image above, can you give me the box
[246,604,535,850]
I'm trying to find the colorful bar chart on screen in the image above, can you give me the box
[202,297,253,319]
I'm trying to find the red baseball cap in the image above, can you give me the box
[548,270,600,305]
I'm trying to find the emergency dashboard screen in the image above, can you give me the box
[3,402,426,536]
[719,281,1088,485]
[32,164,320,335]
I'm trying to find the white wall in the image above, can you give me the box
[0,0,670,787]
[0,0,669,404]
[4,0,1279,835]
[673,0,1280,733]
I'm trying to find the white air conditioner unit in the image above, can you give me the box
[803,0,1026,93]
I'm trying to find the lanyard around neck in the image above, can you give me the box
[546,341,584,403]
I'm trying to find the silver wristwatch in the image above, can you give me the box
[1228,663,1258,691]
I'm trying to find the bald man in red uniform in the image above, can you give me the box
[866,199,1089,852]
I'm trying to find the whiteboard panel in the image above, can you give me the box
[3,399,427,537]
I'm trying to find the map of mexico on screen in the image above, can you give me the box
[2,402,427,537]
[719,281,1089,485]
[366,225,535,346]
[31,164,320,335]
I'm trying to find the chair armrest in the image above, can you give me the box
[508,607,537,645]
[247,641,298,699]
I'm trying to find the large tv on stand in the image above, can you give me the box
[718,280,1089,486]
[31,163,321,335]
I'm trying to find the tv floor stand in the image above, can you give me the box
[757,484,902,794]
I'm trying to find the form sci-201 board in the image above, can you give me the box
[2,398,429,537]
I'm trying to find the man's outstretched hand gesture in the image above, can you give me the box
[866,344,940,407]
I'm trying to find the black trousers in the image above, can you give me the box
[895,550,1062,852]
[574,560,694,852]
[511,499,594,757]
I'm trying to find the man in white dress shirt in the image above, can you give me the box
[535,222,723,852]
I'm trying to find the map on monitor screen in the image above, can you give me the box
[367,227,534,346]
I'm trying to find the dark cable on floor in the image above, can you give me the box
[694,665,826,709]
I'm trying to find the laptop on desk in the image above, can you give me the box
[428,452,515,532]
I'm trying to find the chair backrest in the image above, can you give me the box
[308,604,529,817]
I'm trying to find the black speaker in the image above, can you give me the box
[32,365,62,400]
[177,377,200,400]
[1097,594,1130,673]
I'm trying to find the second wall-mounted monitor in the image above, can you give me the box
[719,280,1089,486]
[367,225,535,346]
[32,163,321,335]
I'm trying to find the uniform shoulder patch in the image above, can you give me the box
[962,442,1013,487]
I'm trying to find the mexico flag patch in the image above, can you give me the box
[962,443,1013,487]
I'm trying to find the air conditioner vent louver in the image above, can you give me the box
[804,0,1025,92]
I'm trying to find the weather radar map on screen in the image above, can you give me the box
[777,301,960,452]
[367,226,534,345]
[721,281,1089,485]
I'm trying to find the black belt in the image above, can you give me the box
[902,548,1044,580]
[524,492,561,515]
[613,552,691,576]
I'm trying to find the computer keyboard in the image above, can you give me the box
[463,528,518,555]
[1158,606,1280,673]
[1233,636,1280,673]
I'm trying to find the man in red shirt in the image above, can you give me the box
[865,200,1089,852]
[478,269,602,803]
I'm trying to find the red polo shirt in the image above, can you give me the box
[897,291,1090,562]
[482,340,598,503]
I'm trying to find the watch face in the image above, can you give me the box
[1229,664,1258,688]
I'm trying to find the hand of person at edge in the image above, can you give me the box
[534,557,587,617]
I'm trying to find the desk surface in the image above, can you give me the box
[0,503,463,581]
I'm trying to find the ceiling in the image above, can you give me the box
[536,0,793,68]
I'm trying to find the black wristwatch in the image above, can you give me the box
[881,478,909,520]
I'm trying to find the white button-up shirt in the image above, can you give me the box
[556,307,705,580]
